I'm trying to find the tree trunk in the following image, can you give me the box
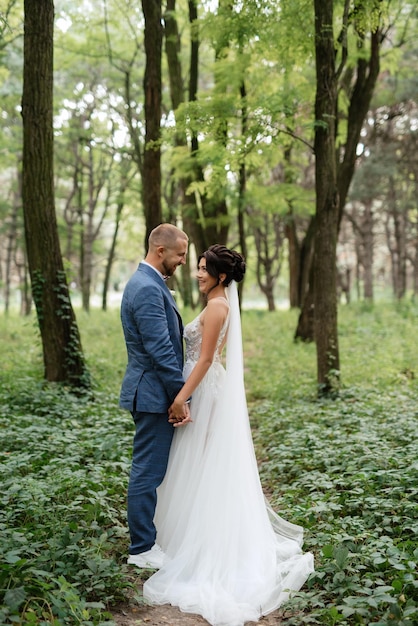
[295,4,383,344]
[347,202,375,302]
[337,29,381,223]
[164,0,195,307]
[80,143,110,312]
[81,230,93,312]
[386,175,407,299]
[164,0,228,263]
[413,236,418,297]
[4,177,20,314]
[313,0,340,394]
[20,249,32,316]
[413,179,418,297]
[183,0,229,253]
[237,78,248,306]
[285,216,300,308]
[294,278,314,342]
[282,145,302,309]
[362,200,374,300]
[21,0,89,388]
[252,213,284,312]
[142,0,163,243]
[294,216,316,339]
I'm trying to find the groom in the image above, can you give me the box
[120,223,190,569]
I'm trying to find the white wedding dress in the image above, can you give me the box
[143,282,314,626]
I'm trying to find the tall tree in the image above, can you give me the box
[295,0,410,393]
[163,0,197,307]
[295,0,399,342]
[21,0,89,388]
[312,0,340,394]
[165,0,230,254]
[142,0,163,242]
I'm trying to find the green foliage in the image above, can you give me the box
[252,385,418,624]
[1,299,418,623]
[0,381,132,625]
[30,270,46,320]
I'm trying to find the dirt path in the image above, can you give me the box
[111,573,283,625]
[112,600,212,625]
[111,600,283,626]
[112,602,283,625]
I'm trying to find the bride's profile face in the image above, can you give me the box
[196,259,218,295]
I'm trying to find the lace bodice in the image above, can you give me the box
[184,305,229,366]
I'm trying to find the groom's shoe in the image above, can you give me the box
[127,543,166,569]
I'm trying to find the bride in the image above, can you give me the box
[143,244,314,626]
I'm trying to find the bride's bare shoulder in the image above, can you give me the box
[206,296,229,312]
[202,297,229,324]
[208,295,229,305]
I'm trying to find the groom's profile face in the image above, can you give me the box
[160,238,188,277]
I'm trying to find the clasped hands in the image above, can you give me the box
[168,399,192,427]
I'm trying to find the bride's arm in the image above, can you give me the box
[169,299,228,421]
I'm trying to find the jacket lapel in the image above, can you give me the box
[139,262,182,318]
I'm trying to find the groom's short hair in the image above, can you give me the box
[149,223,188,249]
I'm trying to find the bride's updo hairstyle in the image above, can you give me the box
[198,244,246,286]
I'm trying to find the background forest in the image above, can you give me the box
[1,0,418,394]
[1,0,418,316]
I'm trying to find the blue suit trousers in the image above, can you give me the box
[127,411,174,554]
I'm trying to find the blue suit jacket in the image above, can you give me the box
[119,263,185,413]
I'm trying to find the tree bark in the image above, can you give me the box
[285,216,300,309]
[142,0,163,243]
[388,175,407,298]
[21,0,89,388]
[164,0,195,307]
[237,78,248,306]
[294,215,316,335]
[313,0,340,394]
[4,172,20,314]
[362,200,374,300]
[294,249,315,342]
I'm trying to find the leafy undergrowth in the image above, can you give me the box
[252,388,418,625]
[0,383,134,625]
[0,301,418,624]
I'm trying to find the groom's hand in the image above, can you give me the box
[173,403,192,427]
[168,401,192,427]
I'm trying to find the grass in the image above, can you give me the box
[0,300,417,624]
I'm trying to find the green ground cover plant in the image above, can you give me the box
[0,301,417,624]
